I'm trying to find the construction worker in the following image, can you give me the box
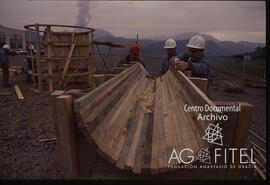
[117,44,151,77]
[160,38,178,75]
[170,34,210,79]
[0,44,11,87]
[117,44,141,67]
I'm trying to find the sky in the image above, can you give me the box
[0,0,266,43]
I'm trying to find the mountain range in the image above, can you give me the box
[1,24,262,57]
[94,31,265,57]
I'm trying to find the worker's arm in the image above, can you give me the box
[160,57,171,75]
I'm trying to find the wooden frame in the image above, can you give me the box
[24,24,95,92]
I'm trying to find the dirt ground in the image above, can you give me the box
[0,55,266,179]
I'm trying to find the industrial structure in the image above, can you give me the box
[0,24,26,49]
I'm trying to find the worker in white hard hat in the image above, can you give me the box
[160,38,178,75]
[170,34,210,79]
[0,44,11,87]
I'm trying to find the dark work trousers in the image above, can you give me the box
[1,62,9,86]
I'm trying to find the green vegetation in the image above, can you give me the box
[210,62,266,82]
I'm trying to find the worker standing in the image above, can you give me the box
[160,38,178,75]
[170,34,210,79]
[0,44,11,87]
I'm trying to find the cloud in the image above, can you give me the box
[0,1,266,42]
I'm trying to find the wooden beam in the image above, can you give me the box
[14,85,24,100]
[51,90,66,172]
[226,102,254,180]
[248,130,266,144]
[171,68,217,112]
[28,30,36,88]
[47,26,54,92]
[249,140,266,154]
[39,137,56,142]
[55,95,78,179]
[35,23,42,92]
[244,151,266,180]
[188,77,208,95]
[62,33,77,76]
[0,92,11,95]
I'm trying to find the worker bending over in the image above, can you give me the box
[170,35,210,79]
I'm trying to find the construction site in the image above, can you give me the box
[0,23,267,180]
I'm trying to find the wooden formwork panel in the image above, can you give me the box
[43,31,90,72]
[73,63,220,174]
[53,63,254,179]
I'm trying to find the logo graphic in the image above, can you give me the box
[196,148,211,164]
[202,123,223,146]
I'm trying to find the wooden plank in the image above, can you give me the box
[249,140,266,154]
[188,77,208,95]
[90,71,142,141]
[47,26,54,92]
[114,100,141,170]
[51,90,66,172]
[151,78,163,174]
[94,74,146,163]
[109,76,148,164]
[248,130,266,144]
[140,80,155,174]
[226,102,254,180]
[161,76,179,171]
[132,79,155,174]
[39,137,56,142]
[35,24,42,91]
[171,69,218,113]
[55,95,78,179]
[166,72,201,157]
[0,92,11,95]
[14,85,24,100]
[80,67,140,131]
[62,33,77,75]
[244,151,266,180]
[73,64,139,116]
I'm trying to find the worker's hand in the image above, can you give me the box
[170,58,180,67]
[175,61,189,71]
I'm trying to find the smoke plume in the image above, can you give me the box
[74,1,91,32]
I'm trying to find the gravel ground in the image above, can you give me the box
[0,55,266,179]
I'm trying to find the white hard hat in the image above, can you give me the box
[186,34,205,49]
[3,45,10,49]
[164,38,177,49]
[29,45,34,49]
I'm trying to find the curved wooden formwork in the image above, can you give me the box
[73,63,219,174]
